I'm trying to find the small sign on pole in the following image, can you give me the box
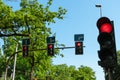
[74,34,84,41]
[47,37,55,43]
[22,38,30,45]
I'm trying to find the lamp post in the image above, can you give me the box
[95,4,102,17]
[12,44,18,80]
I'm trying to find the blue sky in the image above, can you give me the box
[1,0,120,80]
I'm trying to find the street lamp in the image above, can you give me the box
[95,4,102,17]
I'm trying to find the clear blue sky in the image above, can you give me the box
[1,0,120,80]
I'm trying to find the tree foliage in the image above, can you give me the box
[47,64,96,80]
[113,50,120,80]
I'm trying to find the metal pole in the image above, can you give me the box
[12,44,18,80]
[108,68,113,80]
[100,7,102,17]
[95,4,102,17]
[104,69,108,80]
[104,68,113,80]
[4,66,7,80]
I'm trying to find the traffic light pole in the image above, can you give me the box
[108,68,113,80]
[34,46,85,51]
[104,68,114,80]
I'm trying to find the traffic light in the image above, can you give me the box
[46,36,55,56]
[96,17,117,67]
[22,45,28,57]
[47,44,54,56]
[22,38,30,57]
[75,41,83,55]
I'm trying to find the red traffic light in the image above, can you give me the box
[75,42,83,55]
[97,17,113,33]
[22,45,28,57]
[100,23,112,33]
[76,42,81,47]
[48,44,53,49]
[47,44,54,56]
[96,17,117,66]
[23,45,28,51]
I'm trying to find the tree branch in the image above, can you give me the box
[0,33,29,37]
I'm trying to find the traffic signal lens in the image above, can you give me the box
[22,45,28,57]
[76,42,81,47]
[48,44,53,49]
[100,23,112,33]
[98,49,113,61]
[23,46,28,51]
[98,33,113,49]
[23,46,27,50]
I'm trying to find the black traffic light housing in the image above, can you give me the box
[47,43,54,56]
[22,38,30,57]
[96,17,117,67]
[22,45,28,57]
[46,36,55,56]
[75,41,83,55]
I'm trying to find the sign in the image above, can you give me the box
[47,37,55,43]
[22,38,30,45]
[74,34,84,41]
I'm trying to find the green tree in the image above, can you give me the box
[0,0,66,80]
[50,64,71,80]
[48,64,96,80]
[77,66,96,80]
[113,50,120,80]
[117,50,120,64]
[0,50,6,77]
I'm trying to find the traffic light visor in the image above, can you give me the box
[97,17,112,33]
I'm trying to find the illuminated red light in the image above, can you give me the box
[100,23,112,33]
[48,44,53,48]
[77,42,81,47]
[23,46,27,50]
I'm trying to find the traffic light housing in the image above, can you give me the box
[22,38,30,57]
[75,41,83,55]
[96,17,117,67]
[22,45,28,57]
[47,43,54,56]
